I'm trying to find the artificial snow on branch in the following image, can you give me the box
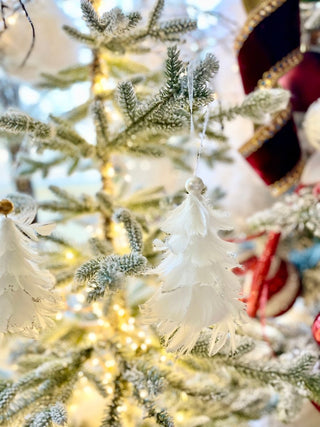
[0,196,59,337]
[209,88,290,124]
[248,186,320,238]
[75,209,146,301]
[142,176,245,355]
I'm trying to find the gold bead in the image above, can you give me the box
[0,199,14,216]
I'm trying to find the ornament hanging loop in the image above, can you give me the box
[0,199,14,216]
[187,59,211,177]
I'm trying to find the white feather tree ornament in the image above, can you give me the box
[0,197,60,338]
[142,177,245,355]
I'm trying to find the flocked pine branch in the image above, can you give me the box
[63,0,196,53]
[209,88,290,124]
[19,155,68,178]
[100,374,125,427]
[39,65,90,89]
[39,185,97,217]
[248,187,320,238]
[302,262,320,306]
[39,55,148,92]
[113,208,143,253]
[227,353,320,405]
[76,252,147,302]
[0,348,92,427]
[75,212,146,301]
[92,99,109,160]
[0,46,217,175]
[124,365,174,426]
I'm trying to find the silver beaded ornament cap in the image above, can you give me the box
[185,176,206,195]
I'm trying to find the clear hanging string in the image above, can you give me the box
[187,61,196,138]
[195,108,210,176]
[187,61,210,176]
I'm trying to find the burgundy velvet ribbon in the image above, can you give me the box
[246,118,301,185]
[279,51,320,112]
[237,0,302,189]
[238,0,300,94]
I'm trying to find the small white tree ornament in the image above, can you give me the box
[142,177,245,355]
[0,197,60,338]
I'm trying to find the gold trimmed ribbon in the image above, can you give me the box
[236,0,304,196]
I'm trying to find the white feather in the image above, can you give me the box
[142,177,245,355]
[0,214,60,338]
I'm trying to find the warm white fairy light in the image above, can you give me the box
[84,386,92,394]
[93,76,115,94]
[113,304,120,311]
[103,373,112,384]
[140,343,147,351]
[118,308,125,317]
[117,404,127,413]
[107,166,115,177]
[160,355,167,362]
[106,386,113,395]
[55,312,63,320]
[139,390,148,399]
[120,323,128,332]
[92,358,100,366]
[113,224,123,234]
[125,337,132,344]
[130,343,138,351]
[88,332,97,342]
[65,250,74,260]
[138,331,145,338]
[176,413,185,422]
[109,110,122,122]
[105,360,116,368]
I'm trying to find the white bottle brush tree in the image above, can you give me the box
[143,176,245,355]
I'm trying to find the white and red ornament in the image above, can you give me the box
[237,232,300,318]
[312,312,320,346]
[142,176,245,355]
[0,196,60,338]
